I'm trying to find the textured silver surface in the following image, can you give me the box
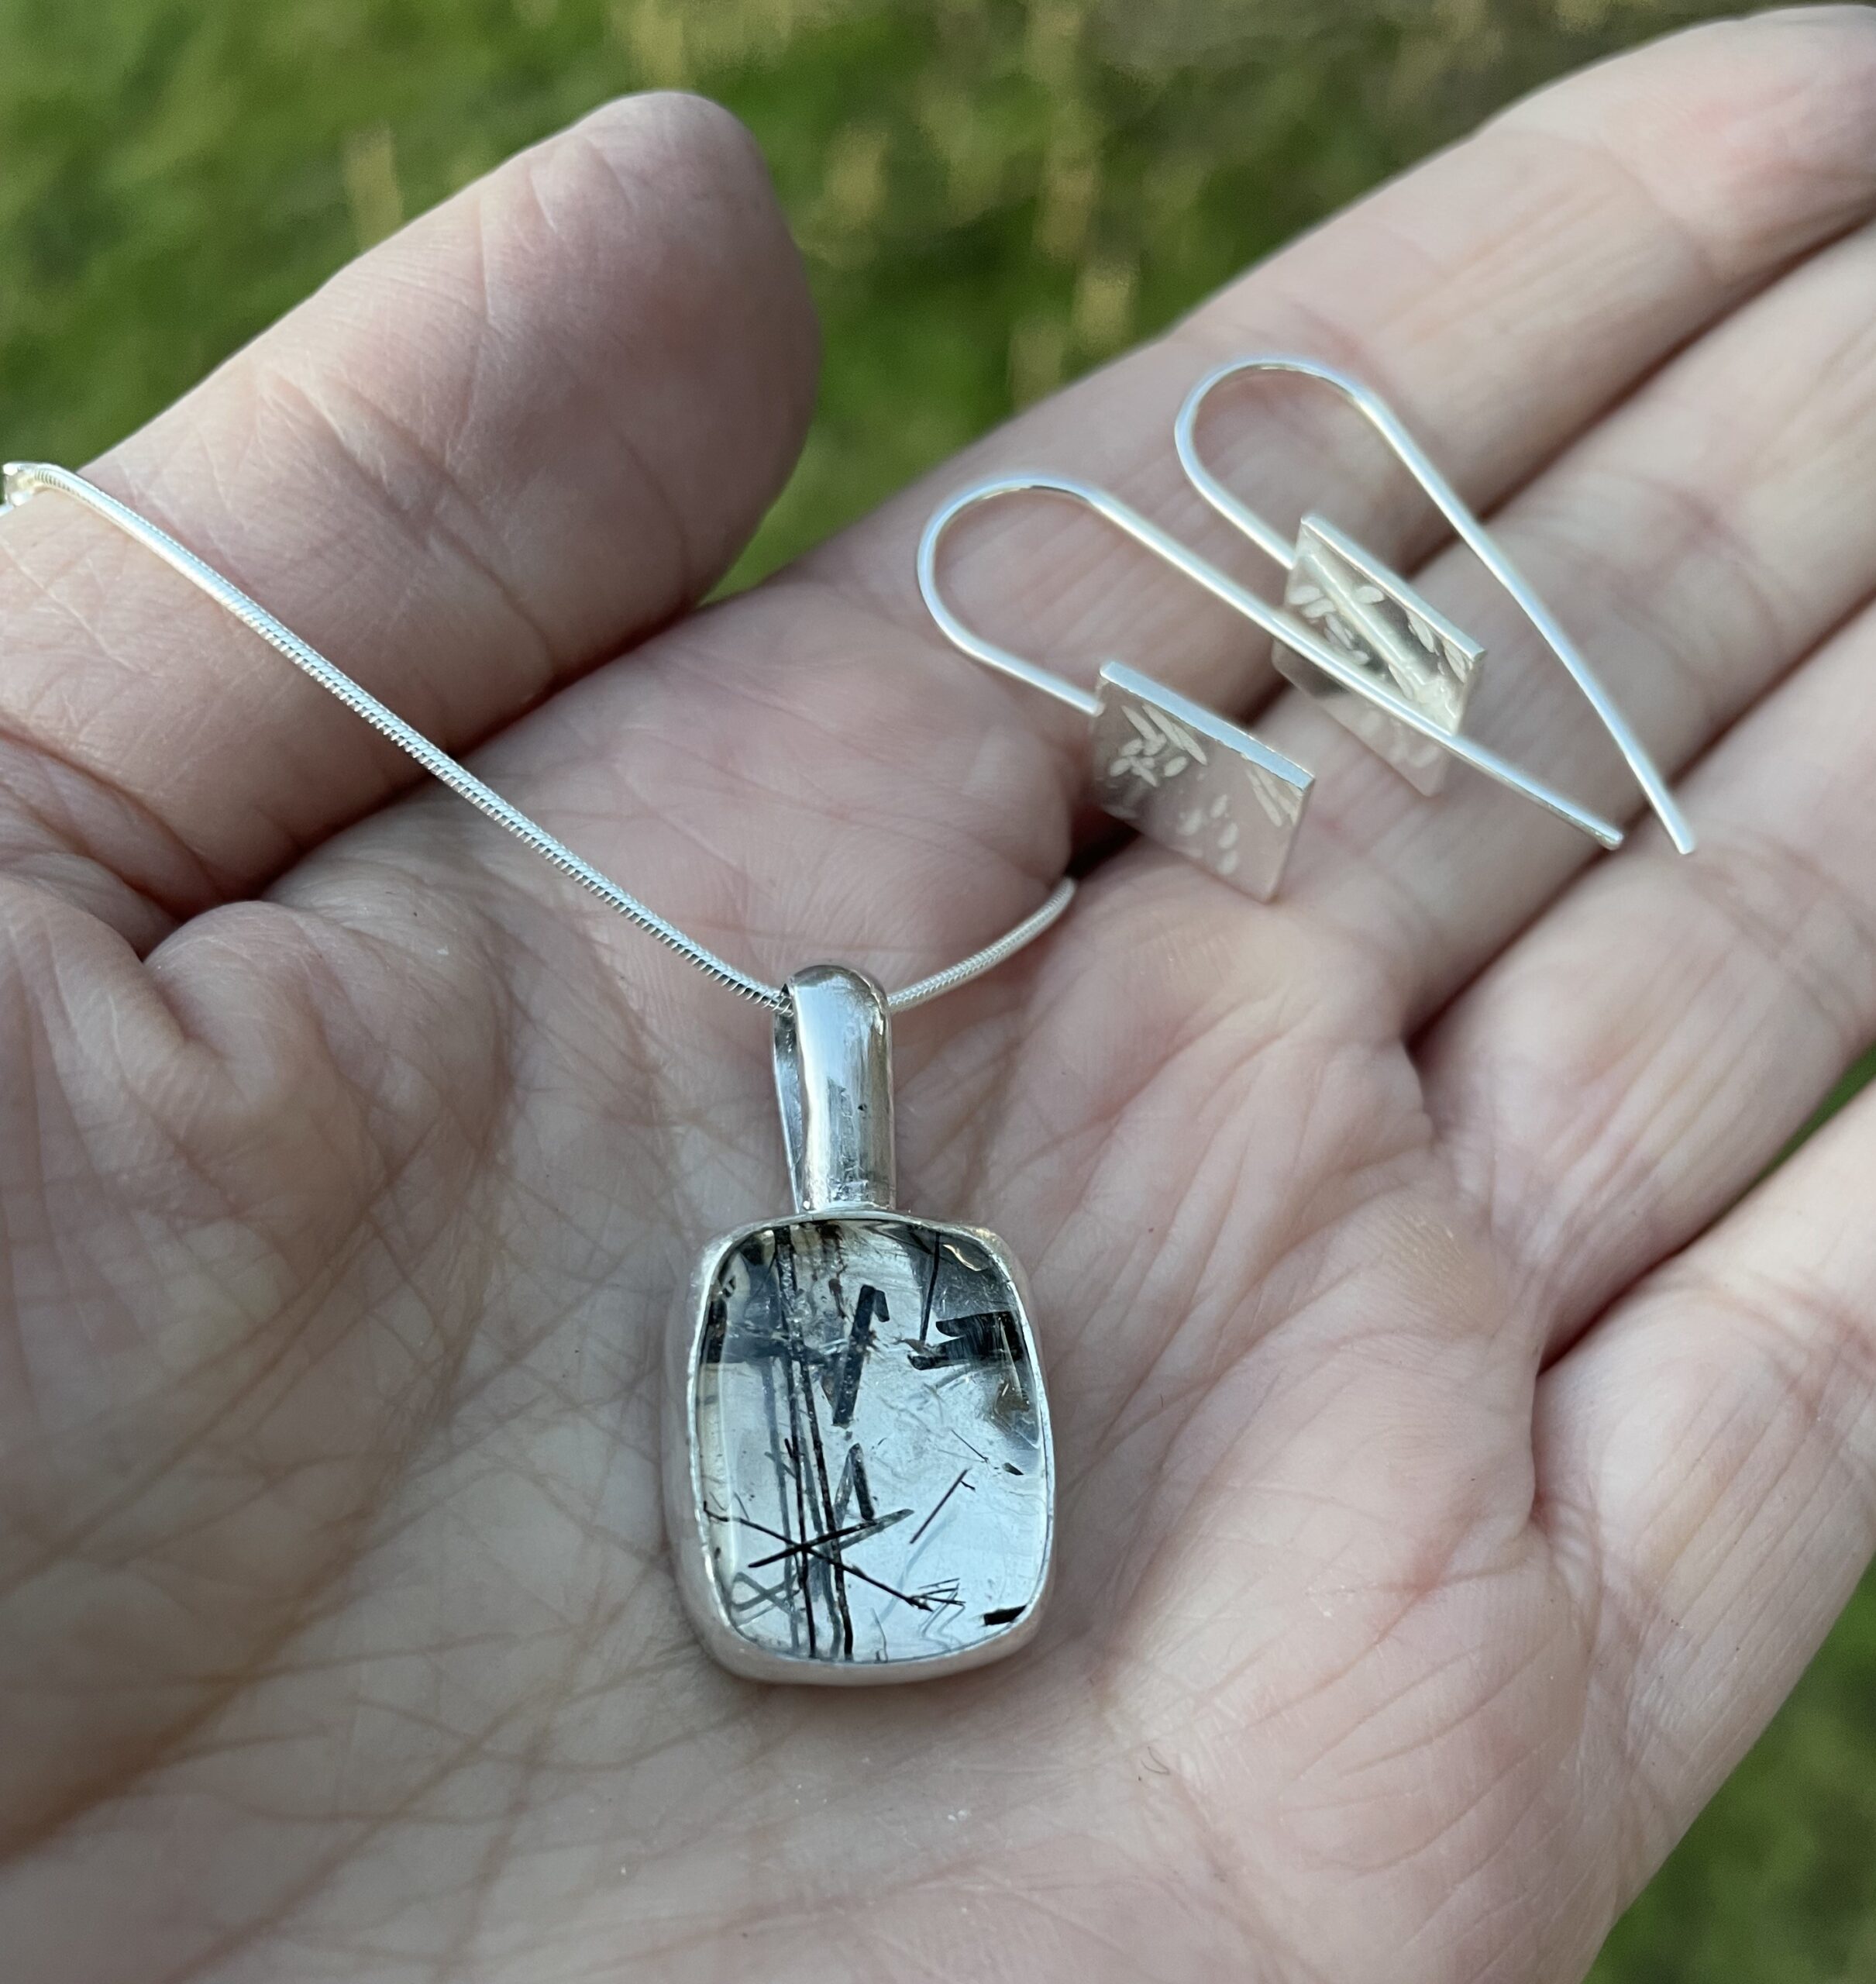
[668,1215,1052,1682]
[1090,660,1310,900]
[1278,515,1482,797]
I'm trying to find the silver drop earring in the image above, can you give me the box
[921,474,1317,898]
[919,473,1629,902]
[2,462,1072,1687]
[1175,355,1695,851]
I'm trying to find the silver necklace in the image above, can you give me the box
[3,462,1073,1686]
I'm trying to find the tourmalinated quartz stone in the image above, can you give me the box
[670,1214,1052,1679]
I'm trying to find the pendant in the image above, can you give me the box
[665,965,1054,1683]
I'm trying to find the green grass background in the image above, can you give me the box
[4,2,1874,1975]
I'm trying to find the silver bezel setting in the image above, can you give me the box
[664,1210,1055,1686]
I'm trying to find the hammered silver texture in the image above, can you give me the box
[1089,660,1311,900]
[1278,515,1482,797]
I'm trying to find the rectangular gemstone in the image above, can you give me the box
[1279,515,1482,797]
[668,1215,1052,1682]
[1089,660,1310,900]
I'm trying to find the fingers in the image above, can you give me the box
[1420,570,1876,1355]
[801,6,1876,835]
[1262,191,1876,1021]
[0,92,815,940]
[1540,1087,1876,1867]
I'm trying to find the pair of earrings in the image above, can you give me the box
[920,355,1693,898]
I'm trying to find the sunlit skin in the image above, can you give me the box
[3,11,1876,1979]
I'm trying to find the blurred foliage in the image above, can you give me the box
[1598,1585,1876,1982]
[1,0,1754,580]
[3,2,1874,1979]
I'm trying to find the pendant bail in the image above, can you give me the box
[773,965,897,1214]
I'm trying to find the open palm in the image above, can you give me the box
[6,13,1876,1979]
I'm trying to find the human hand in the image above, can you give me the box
[5,12,1876,1979]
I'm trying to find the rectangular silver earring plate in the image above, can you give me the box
[667,1214,1054,1684]
[1279,515,1482,797]
[1090,660,1310,900]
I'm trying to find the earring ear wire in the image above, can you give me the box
[917,473,1623,901]
[919,474,1313,900]
[1176,355,1695,853]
